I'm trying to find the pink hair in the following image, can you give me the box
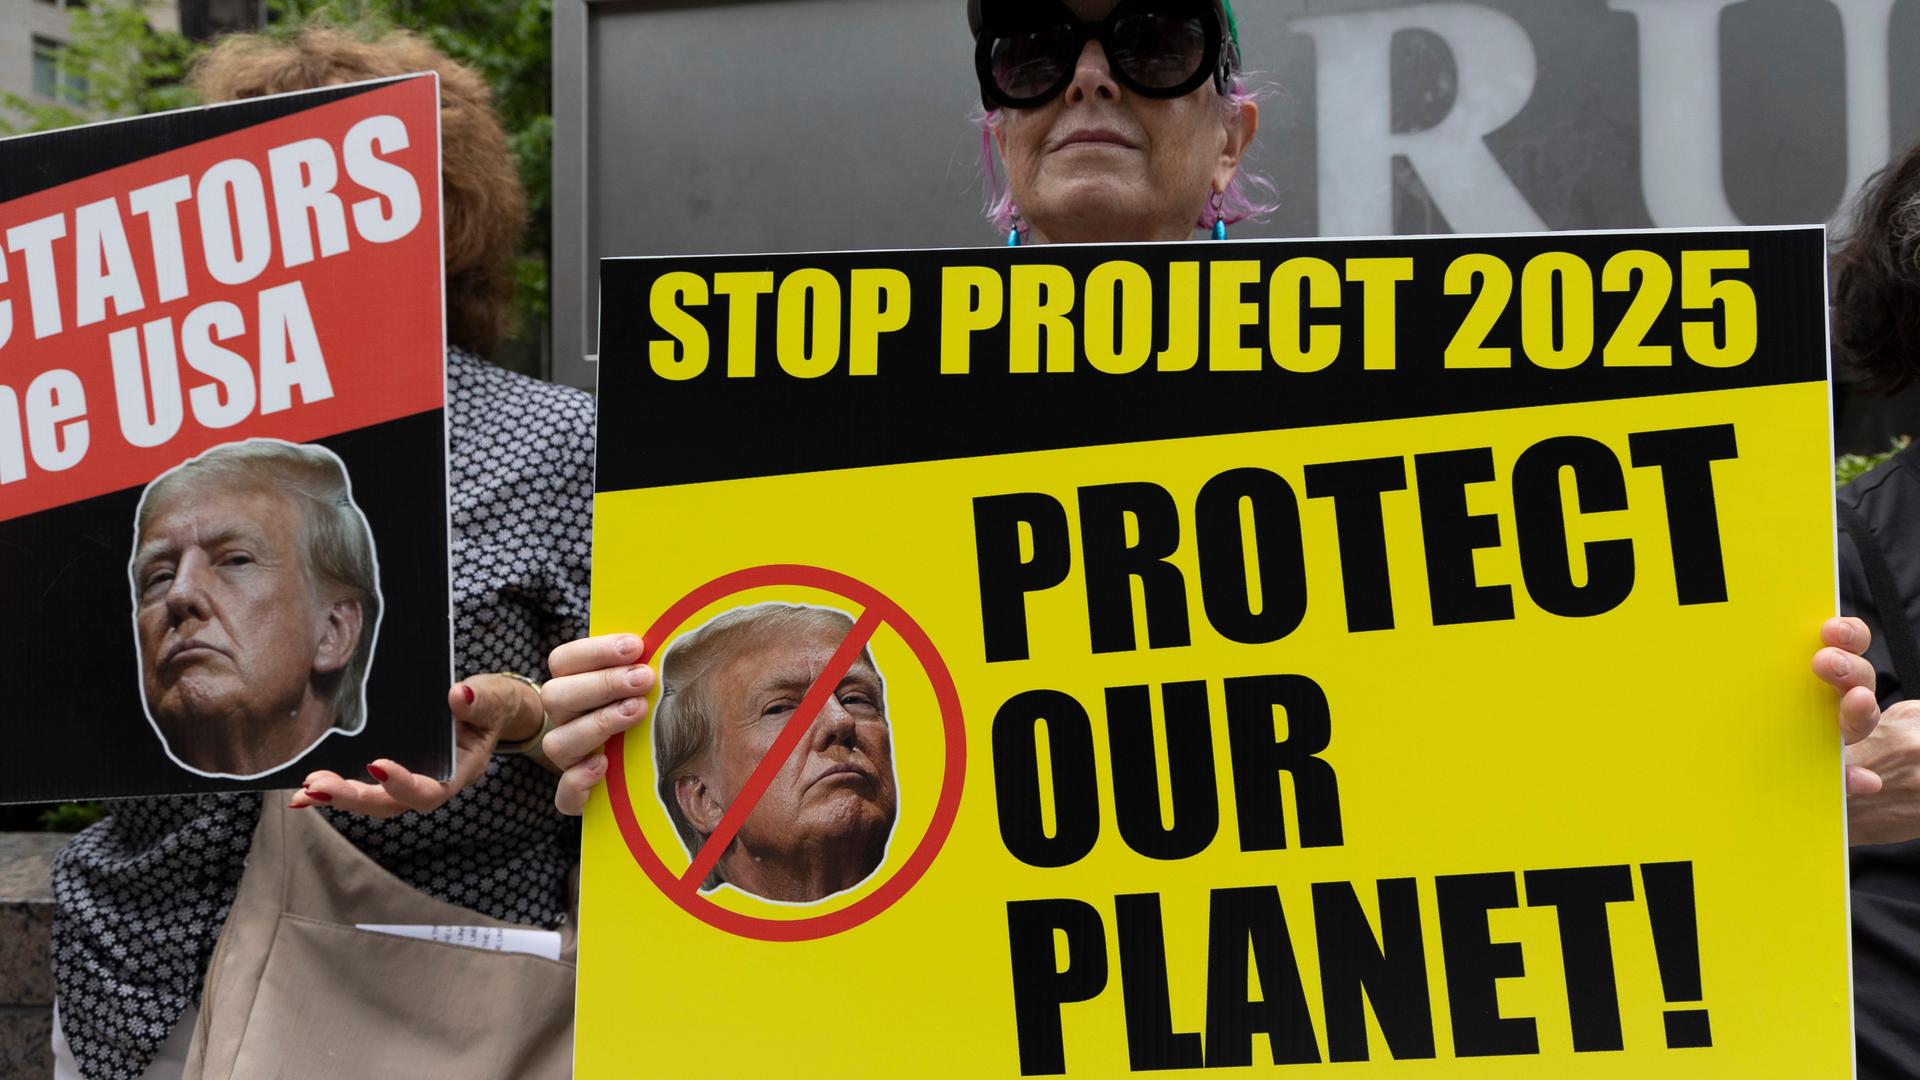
[979,77,1279,239]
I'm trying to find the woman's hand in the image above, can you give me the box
[291,675,544,818]
[1814,616,1884,801]
[1846,701,1920,845]
[1809,615,1920,845]
[540,634,655,815]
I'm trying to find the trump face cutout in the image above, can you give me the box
[131,440,380,778]
[656,604,900,904]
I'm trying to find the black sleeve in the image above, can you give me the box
[1838,500,1906,706]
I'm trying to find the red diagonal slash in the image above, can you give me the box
[677,606,886,895]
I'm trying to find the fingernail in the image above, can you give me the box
[304,789,333,803]
[462,684,475,705]
[1831,654,1851,678]
[588,754,607,775]
[618,697,641,717]
[367,763,390,783]
[626,665,650,688]
[616,635,641,656]
[1839,622,1856,644]
[287,800,307,810]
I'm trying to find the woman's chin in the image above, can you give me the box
[1028,188,1158,242]
[1032,169,1143,206]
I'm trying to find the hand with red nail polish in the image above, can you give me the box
[295,675,546,819]
[542,633,652,815]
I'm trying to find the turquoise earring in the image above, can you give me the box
[1211,191,1228,241]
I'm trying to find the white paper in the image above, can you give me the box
[355,922,563,962]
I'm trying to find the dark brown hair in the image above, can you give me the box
[1834,139,1920,392]
[189,27,526,355]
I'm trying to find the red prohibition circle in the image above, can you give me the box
[604,565,967,941]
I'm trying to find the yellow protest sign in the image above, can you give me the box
[579,228,1846,1076]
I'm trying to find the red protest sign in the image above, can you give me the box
[0,76,444,523]
[0,76,454,803]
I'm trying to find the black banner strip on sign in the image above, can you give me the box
[0,409,451,802]
[0,79,390,201]
[594,228,1826,493]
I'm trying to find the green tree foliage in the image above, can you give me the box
[1838,437,1911,487]
[272,0,554,342]
[1,0,553,367]
[38,802,109,832]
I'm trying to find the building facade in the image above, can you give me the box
[1,0,260,117]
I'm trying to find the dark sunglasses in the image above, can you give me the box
[974,0,1230,111]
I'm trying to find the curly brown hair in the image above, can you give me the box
[1834,139,1920,393]
[189,27,526,356]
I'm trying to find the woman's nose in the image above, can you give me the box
[1064,39,1120,104]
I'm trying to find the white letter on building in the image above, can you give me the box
[1292,3,1546,236]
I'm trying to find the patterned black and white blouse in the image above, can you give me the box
[50,348,595,1080]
